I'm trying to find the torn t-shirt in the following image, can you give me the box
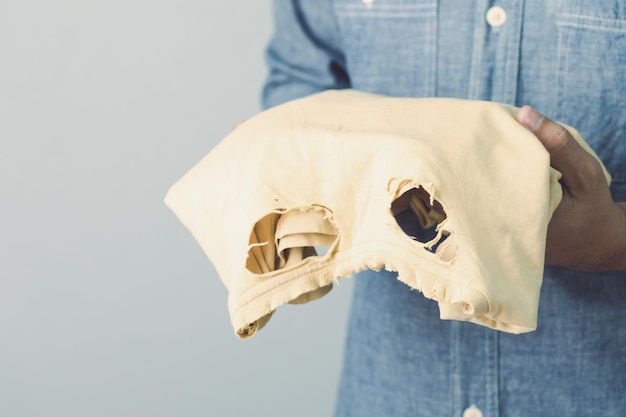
[164,89,610,338]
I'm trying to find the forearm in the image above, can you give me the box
[547,199,626,272]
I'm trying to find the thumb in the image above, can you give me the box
[516,105,591,193]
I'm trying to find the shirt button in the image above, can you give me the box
[463,405,484,417]
[486,5,507,28]
[362,0,375,5]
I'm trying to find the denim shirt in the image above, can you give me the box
[263,1,626,416]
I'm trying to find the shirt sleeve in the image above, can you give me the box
[262,0,350,109]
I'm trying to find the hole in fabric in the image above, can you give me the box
[314,245,330,256]
[391,187,454,259]
[245,208,339,274]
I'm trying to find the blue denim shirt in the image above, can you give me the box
[263,1,626,416]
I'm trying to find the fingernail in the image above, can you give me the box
[521,106,544,130]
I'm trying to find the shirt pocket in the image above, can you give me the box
[333,0,437,97]
[555,11,626,192]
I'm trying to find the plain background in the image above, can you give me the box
[0,2,354,416]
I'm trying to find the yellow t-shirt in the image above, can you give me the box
[165,89,610,338]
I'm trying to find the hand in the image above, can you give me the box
[516,106,626,271]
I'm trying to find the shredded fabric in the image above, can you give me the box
[164,90,610,338]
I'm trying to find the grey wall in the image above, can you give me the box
[0,2,353,416]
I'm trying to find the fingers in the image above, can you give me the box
[516,105,598,193]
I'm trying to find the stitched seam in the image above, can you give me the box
[335,4,436,11]
[557,13,626,32]
[334,11,437,18]
[557,21,626,33]
[334,3,436,18]
[559,13,626,26]
[233,242,488,317]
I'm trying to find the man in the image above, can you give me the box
[262,1,626,415]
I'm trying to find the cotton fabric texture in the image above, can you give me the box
[165,89,608,338]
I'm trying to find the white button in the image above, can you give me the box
[463,405,484,417]
[486,6,507,28]
[362,0,375,5]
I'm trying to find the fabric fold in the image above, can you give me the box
[164,89,610,338]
